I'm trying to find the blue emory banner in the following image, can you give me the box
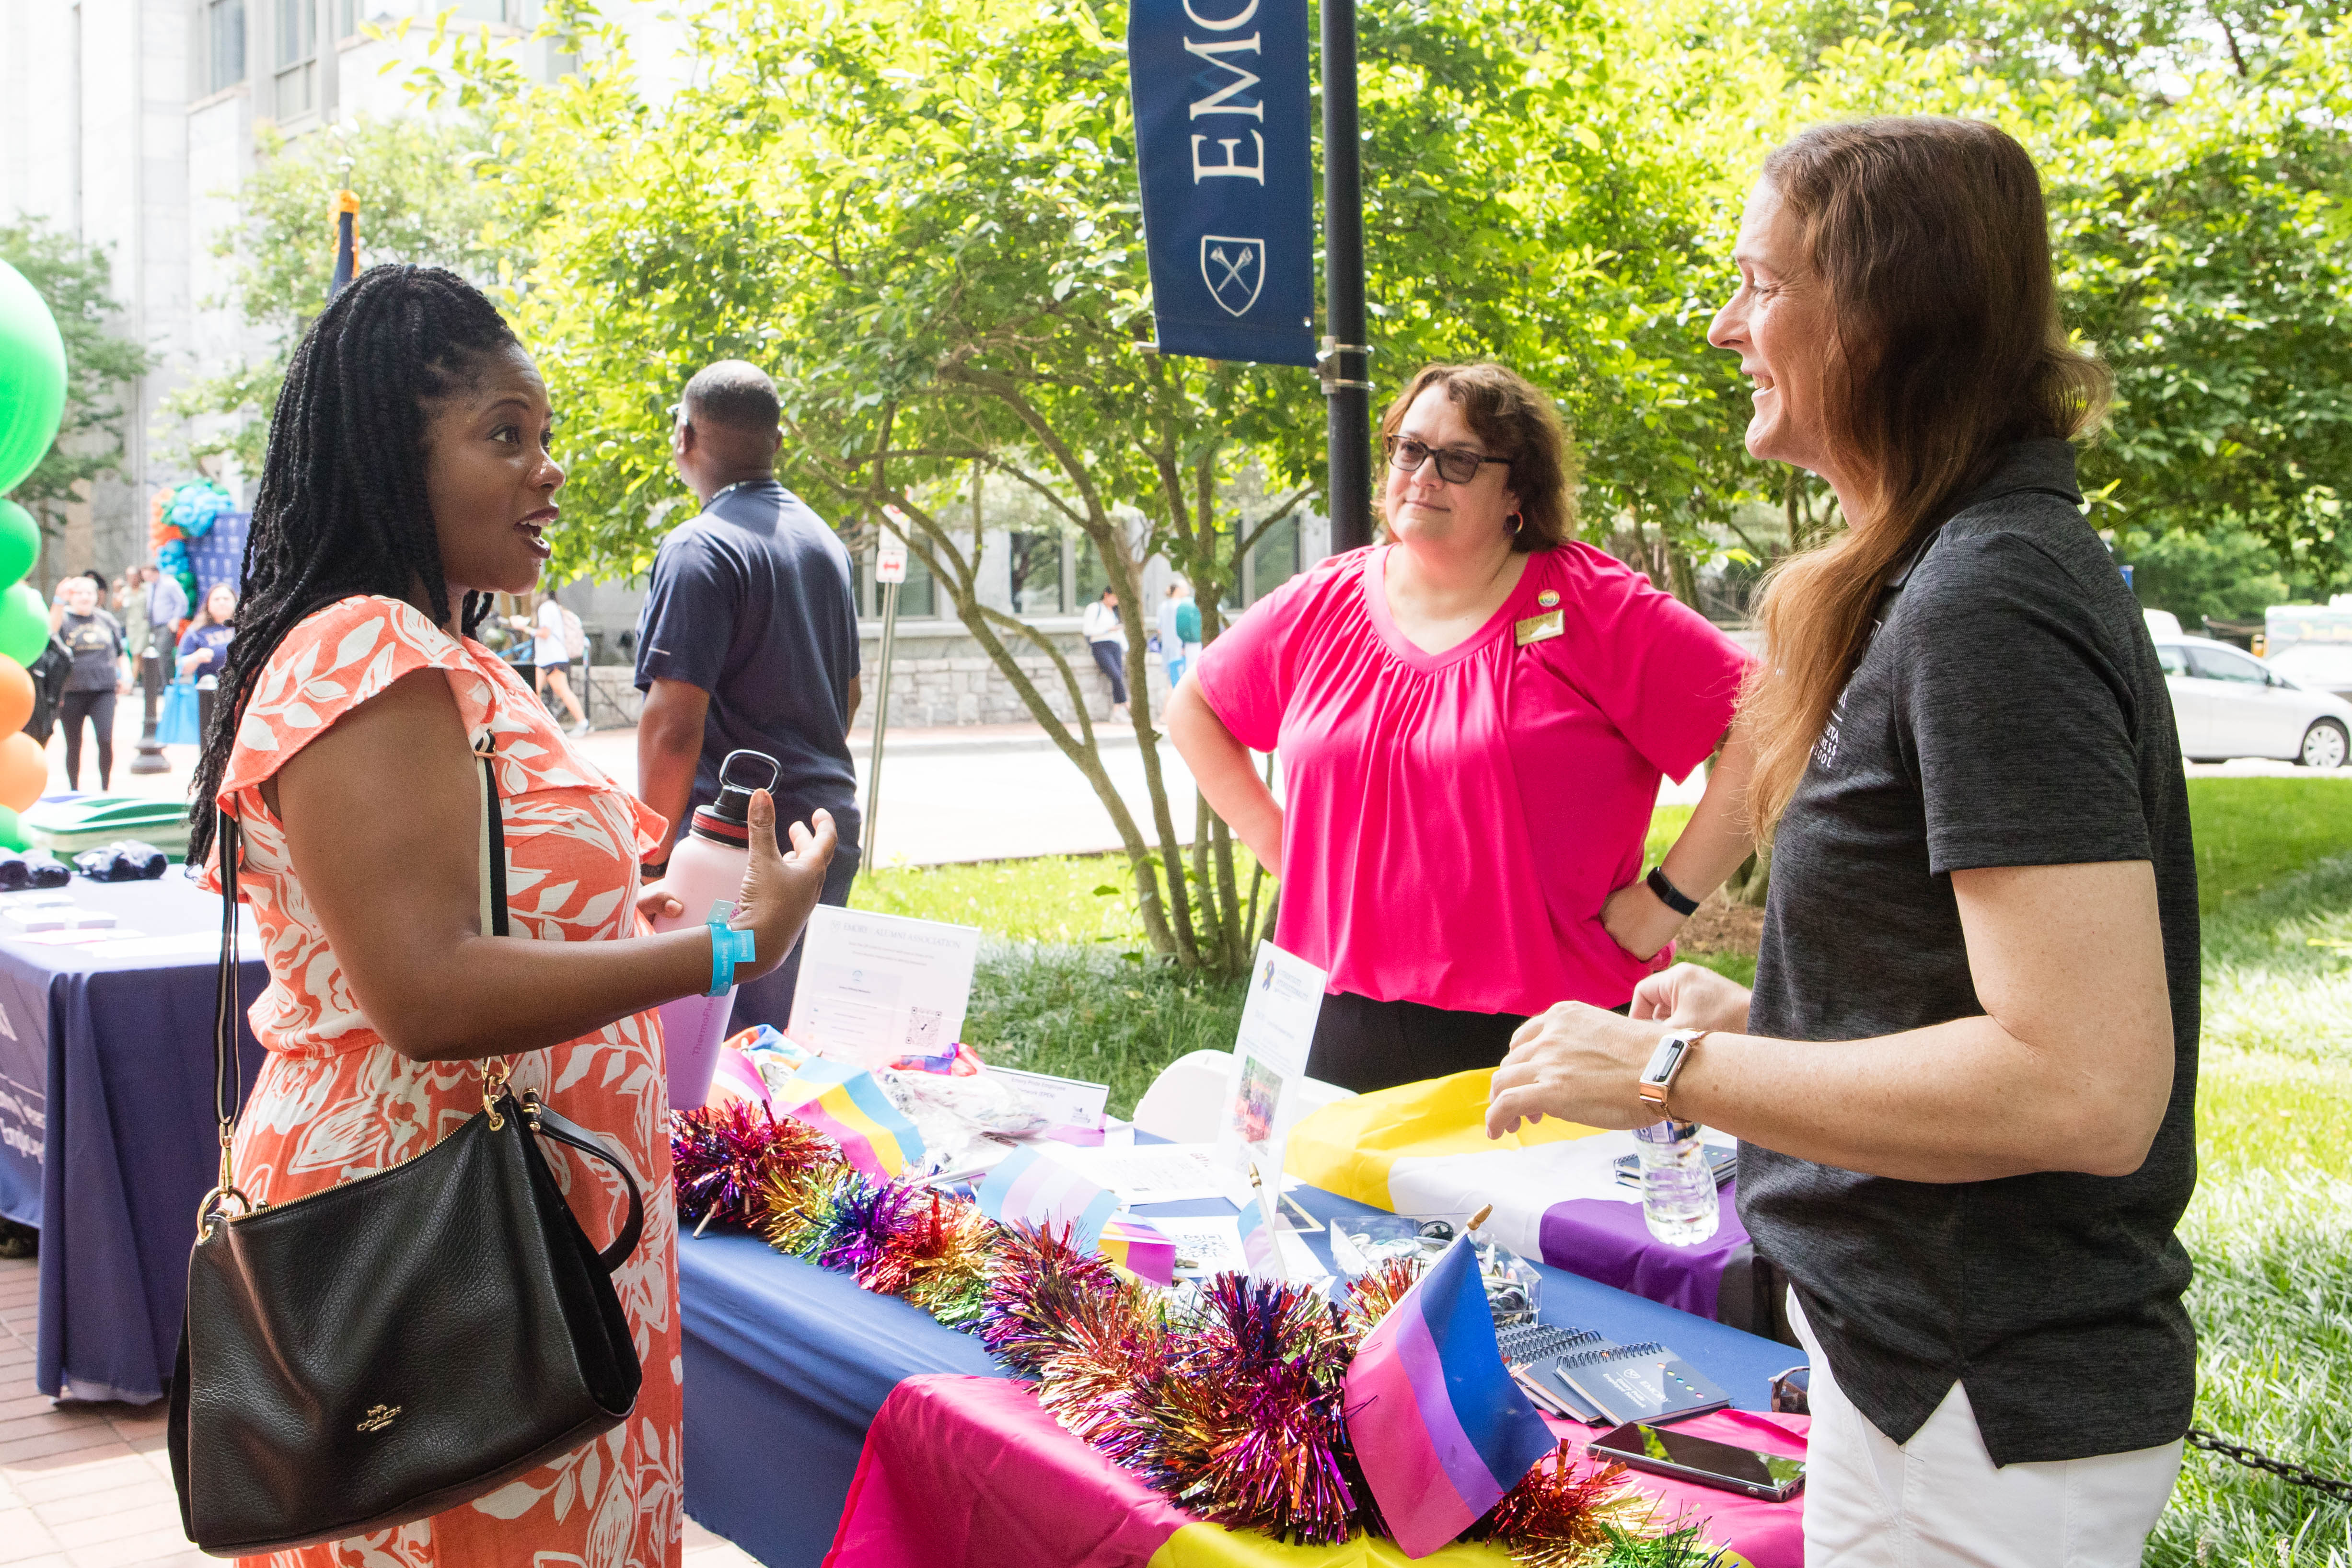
[1128,0,1317,367]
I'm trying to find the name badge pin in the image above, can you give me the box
[1515,609,1565,647]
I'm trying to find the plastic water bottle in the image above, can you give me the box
[1634,1120,1721,1247]
[649,750,780,1111]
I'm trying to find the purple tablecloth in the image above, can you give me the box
[0,874,266,1403]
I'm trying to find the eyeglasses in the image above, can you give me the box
[1383,433,1510,486]
[1768,1364,1810,1416]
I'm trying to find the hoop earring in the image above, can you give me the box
[1507,512,1524,535]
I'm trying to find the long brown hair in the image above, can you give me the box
[1741,117,2111,836]
[1376,362,1579,550]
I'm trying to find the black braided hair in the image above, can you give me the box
[186,264,521,863]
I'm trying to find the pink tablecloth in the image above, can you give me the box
[824,1373,1809,1568]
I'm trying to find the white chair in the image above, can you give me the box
[1132,1048,1357,1143]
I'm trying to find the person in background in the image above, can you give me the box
[1081,585,1129,721]
[54,576,127,790]
[532,589,591,736]
[1176,582,1202,678]
[113,573,148,662]
[637,359,863,1032]
[175,584,238,678]
[139,562,188,649]
[1157,580,1192,689]
[1170,361,1758,1093]
[1486,118,2195,1566]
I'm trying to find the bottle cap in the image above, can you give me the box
[689,750,781,845]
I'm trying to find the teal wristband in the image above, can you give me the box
[705,903,757,997]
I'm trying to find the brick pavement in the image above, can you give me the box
[0,1255,758,1567]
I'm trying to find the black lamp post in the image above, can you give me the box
[1320,0,1373,554]
[129,646,168,775]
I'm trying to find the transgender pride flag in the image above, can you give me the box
[1342,1236,1557,1557]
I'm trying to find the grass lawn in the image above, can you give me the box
[857,778,2352,1560]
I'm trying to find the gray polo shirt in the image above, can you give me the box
[1740,439,2200,1465]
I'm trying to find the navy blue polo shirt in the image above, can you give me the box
[633,480,863,846]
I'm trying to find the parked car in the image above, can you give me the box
[2263,640,2352,706]
[2154,636,2352,767]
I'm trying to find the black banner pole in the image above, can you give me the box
[1319,0,1372,553]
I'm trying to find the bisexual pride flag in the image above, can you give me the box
[1342,1235,1556,1557]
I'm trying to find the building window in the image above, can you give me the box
[272,0,314,117]
[1071,538,1112,610]
[449,0,519,23]
[333,0,359,38]
[1008,533,1064,616]
[1246,514,1300,605]
[207,0,245,93]
[861,547,937,619]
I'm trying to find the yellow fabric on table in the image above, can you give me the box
[1284,1067,1598,1211]
[1151,1522,1753,1568]
[1152,1524,1514,1566]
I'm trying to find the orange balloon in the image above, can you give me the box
[0,732,44,813]
[0,658,33,736]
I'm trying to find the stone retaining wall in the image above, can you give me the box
[578,617,1172,732]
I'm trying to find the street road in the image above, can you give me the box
[41,702,2310,868]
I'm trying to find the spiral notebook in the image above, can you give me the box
[1545,1340,1730,1426]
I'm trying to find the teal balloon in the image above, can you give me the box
[0,583,46,668]
[0,262,65,497]
[0,501,38,590]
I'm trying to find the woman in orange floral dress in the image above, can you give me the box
[187,265,838,1568]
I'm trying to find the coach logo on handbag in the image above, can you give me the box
[357,1405,401,1434]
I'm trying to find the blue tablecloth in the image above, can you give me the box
[0,875,266,1403]
[680,1174,1800,1568]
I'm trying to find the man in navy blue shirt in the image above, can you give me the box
[636,360,863,1030]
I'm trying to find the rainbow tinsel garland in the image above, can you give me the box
[672,1104,1702,1567]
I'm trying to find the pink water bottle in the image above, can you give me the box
[650,750,779,1110]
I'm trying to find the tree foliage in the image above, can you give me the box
[329,0,2352,967]
[0,219,158,528]
[166,114,508,472]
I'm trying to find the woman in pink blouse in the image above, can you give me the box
[1168,362,1760,1092]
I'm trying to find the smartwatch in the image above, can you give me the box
[1637,1029,1708,1118]
[1645,864,1700,918]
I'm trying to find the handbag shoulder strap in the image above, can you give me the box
[473,736,507,939]
[210,734,511,1196]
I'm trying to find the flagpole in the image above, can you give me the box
[1319,0,1372,554]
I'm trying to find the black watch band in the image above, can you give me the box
[1646,864,1700,918]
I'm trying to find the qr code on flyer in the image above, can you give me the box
[904,1007,944,1053]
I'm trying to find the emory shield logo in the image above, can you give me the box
[1200,236,1266,317]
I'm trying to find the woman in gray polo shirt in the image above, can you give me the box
[1485,117,2197,1566]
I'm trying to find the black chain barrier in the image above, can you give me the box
[2188,1428,2352,1502]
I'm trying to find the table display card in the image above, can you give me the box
[1215,940,1328,1171]
[787,906,981,1069]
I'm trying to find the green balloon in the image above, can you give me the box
[0,262,65,498]
[0,807,26,854]
[0,583,46,668]
[0,502,38,591]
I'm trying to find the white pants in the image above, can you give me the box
[1792,1296,2182,1568]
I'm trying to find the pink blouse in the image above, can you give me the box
[1196,544,1750,1016]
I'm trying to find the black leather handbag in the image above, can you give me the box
[169,739,647,1556]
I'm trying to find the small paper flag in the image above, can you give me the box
[975,1146,1121,1251]
[763,1056,926,1179]
[1097,1216,1177,1287]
